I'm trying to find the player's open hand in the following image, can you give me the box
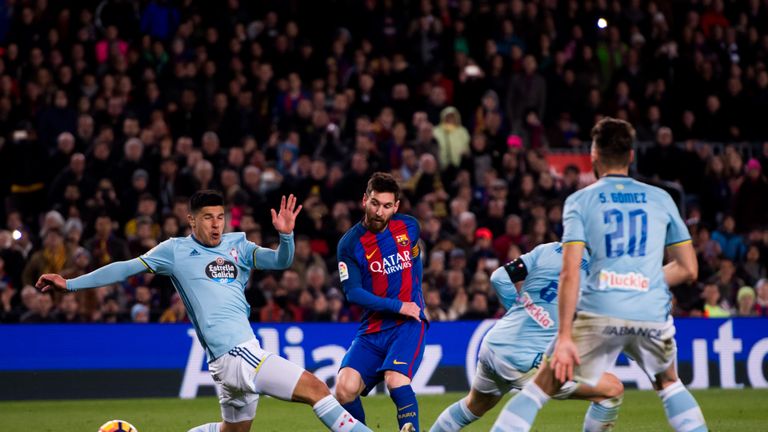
[551,337,580,383]
[399,301,422,322]
[35,274,67,293]
[271,194,303,234]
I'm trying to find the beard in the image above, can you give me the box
[364,212,390,232]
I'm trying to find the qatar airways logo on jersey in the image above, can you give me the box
[205,257,238,283]
[598,270,649,292]
[369,251,412,275]
[519,292,554,329]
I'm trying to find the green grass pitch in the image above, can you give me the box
[1,389,764,431]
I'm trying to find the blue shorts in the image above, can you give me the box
[340,320,426,396]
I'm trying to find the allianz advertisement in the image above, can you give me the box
[1,318,766,400]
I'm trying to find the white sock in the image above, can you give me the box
[187,423,220,432]
[313,394,371,431]
[658,380,707,432]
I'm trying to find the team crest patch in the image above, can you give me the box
[229,248,238,263]
[338,261,349,282]
[206,257,238,283]
[396,234,409,247]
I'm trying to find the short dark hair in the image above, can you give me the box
[591,117,635,167]
[190,190,224,213]
[366,172,400,201]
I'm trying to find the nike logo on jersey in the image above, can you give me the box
[393,359,407,365]
[365,249,378,259]
[190,249,200,256]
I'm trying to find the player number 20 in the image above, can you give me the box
[603,208,648,258]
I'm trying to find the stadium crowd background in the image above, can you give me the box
[0,0,767,325]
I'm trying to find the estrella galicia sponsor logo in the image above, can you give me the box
[206,257,238,283]
[602,325,662,339]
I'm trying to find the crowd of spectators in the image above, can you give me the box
[1,0,768,324]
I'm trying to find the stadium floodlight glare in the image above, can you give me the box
[597,18,608,29]
[11,229,21,240]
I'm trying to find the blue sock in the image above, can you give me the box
[658,380,707,432]
[390,385,419,431]
[430,398,480,431]
[313,394,372,431]
[491,382,549,432]
[583,395,622,432]
[342,397,366,425]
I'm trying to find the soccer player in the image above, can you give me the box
[431,242,624,432]
[335,172,426,432]
[491,118,707,431]
[37,191,371,432]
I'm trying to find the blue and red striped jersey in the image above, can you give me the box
[337,213,426,336]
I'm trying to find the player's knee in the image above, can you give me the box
[335,377,360,404]
[384,370,411,390]
[466,391,498,417]
[602,374,625,401]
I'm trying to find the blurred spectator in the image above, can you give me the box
[712,216,747,262]
[433,107,470,173]
[56,293,85,323]
[755,279,768,317]
[702,283,731,318]
[460,291,490,320]
[424,288,448,322]
[85,213,130,267]
[736,286,758,317]
[159,293,188,323]
[20,290,57,323]
[740,245,766,285]
[734,159,768,231]
[22,228,70,286]
[131,303,150,323]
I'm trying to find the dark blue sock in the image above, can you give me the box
[390,385,419,431]
[342,397,366,425]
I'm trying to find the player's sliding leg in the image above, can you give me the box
[385,370,420,432]
[430,389,501,431]
[252,354,372,431]
[567,373,624,432]
[654,365,707,432]
[490,358,562,432]
[336,367,368,424]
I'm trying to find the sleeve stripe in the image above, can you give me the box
[138,257,155,273]
[563,240,586,245]
[666,239,692,247]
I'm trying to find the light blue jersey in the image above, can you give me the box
[483,242,589,372]
[562,175,691,322]
[67,232,294,360]
[138,232,294,359]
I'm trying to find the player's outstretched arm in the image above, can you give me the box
[551,241,584,382]
[253,194,303,270]
[36,259,148,293]
[254,233,295,269]
[271,194,303,234]
[663,241,698,286]
[35,273,67,293]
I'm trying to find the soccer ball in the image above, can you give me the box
[98,419,138,432]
